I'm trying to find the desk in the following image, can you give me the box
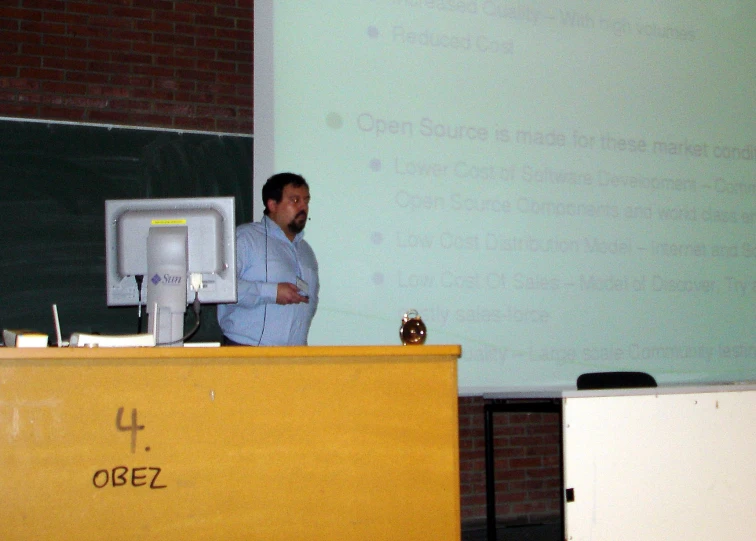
[1,345,461,541]
[485,384,756,541]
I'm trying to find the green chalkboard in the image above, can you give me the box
[0,119,252,343]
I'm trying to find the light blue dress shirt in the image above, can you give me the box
[217,215,319,345]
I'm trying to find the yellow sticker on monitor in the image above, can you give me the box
[151,219,187,225]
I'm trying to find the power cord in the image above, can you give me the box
[135,274,144,333]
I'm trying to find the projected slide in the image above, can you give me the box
[254,0,756,391]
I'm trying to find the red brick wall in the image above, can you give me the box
[0,0,252,133]
[1,2,560,526]
[459,397,562,525]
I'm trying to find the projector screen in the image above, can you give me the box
[254,0,756,392]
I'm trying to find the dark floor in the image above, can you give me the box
[462,522,562,541]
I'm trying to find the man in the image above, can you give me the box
[218,172,319,345]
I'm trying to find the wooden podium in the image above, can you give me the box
[0,345,461,541]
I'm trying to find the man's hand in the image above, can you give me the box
[276,282,310,305]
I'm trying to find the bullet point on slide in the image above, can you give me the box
[371,232,384,245]
[372,272,384,285]
[370,158,382,171]
[326,112,343,129]
[367,26,380,39]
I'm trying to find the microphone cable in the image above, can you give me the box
[258,217,268,346]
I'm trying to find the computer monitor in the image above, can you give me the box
[105,197,237,345]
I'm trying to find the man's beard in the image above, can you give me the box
[288,212,307,235]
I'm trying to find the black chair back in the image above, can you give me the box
[577,371,657,390]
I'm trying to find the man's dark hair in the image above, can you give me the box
[262,172,308,215]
